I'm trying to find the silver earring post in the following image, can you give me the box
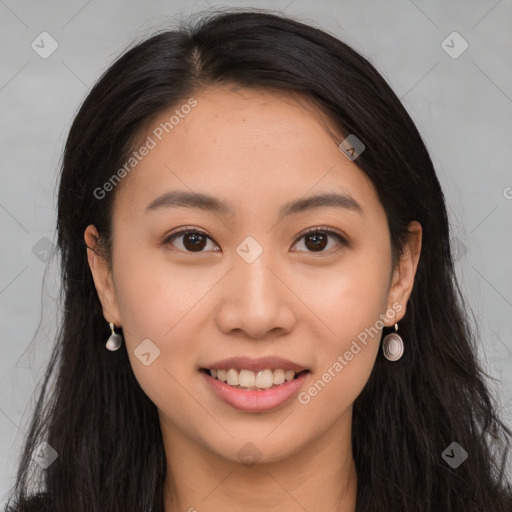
[382,323,404,361]
[106,321,122,351]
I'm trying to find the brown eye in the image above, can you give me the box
[304,232,328,251]
[293,228,347,254]
[181,232,208,251]
[164,229,219,253]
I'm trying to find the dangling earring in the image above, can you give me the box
[106,321,122,351]
[382,323,404,361]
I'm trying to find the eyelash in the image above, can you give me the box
[162,226,347,255]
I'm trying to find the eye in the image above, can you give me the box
[163,227,220,253]
[162,226,347,254]
[292,227,347,254]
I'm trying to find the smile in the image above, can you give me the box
[200,368,310,412]
[202,368,308,390]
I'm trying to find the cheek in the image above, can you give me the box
[111,246,220,400]
[297,343,378,429]
[112,243,206,339]
[297,282,384,422]
[305,244,392,343]
[296,246,390,409]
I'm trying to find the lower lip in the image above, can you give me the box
[200,370,309,412]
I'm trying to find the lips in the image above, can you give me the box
[200,356,308,373]
[198,355,310,412]
[200,368,310,412]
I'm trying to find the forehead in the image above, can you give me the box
[113,85,380,221]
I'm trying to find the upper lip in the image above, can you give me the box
[201,356,309,373]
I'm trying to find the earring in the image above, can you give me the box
[105,321,122,351]
[382,323,404,361]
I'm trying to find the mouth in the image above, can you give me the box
[199,366,311,412]
[200,367,310,391]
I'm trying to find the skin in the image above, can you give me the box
[85,85,422,512]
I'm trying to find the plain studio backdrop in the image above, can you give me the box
[0,0,511,504]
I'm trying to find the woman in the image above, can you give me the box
[6,8,512,512]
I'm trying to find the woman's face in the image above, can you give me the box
[86,85,421,465]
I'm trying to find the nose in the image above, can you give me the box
[214,252,296,339]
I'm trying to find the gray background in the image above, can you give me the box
[1,0,511,503]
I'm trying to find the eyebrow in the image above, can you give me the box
[144,189,364,218]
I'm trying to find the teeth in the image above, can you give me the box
[226,369,238,386]
[239,369,256,387]
[255,369,274,389]
[273,368,286,385]
[207,368,303,389]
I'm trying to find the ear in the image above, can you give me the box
[84,224,122,327]
[386,220,422,325]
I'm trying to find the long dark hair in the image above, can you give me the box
[6,7,512,512]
